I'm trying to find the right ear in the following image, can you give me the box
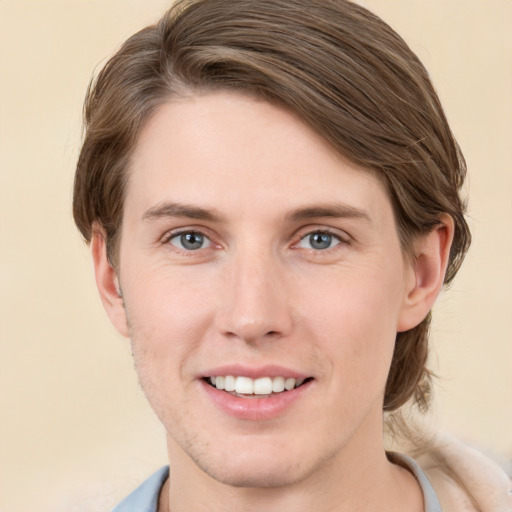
[91,229,130,338]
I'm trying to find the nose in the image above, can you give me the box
[215,247,293,345]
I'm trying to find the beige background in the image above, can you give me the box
[0,1,510,510]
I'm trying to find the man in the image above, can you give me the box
[73,1,511,510]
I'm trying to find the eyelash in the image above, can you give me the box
[161,227,350,254]
[163,230,213,252]
[295,229,347,252]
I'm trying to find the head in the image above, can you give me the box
[73,0,470,475]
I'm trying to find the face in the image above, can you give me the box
[104,92,421,488]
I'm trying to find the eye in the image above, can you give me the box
[168,231,211,251]
[297,231,342,251]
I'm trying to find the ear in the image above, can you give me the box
[397,214,455,332]
[91,229,130,338]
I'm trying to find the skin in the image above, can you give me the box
[93,91,453,512]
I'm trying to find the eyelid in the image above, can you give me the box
[170,231,211,250]
[159,224,351,254]
[293,225,351,244]
[161,227,218,252]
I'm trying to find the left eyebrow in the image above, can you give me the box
[142,201,223,222]
[285,203,372,223]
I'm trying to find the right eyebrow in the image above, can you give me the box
[285,202,372,224]
[142,202,223,222]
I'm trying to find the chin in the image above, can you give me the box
[182,435,335,490]
[199,458,308,489]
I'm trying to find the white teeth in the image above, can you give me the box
[224,375,236,392]
[284,377,296,391]
[209,375,306,395]
[235,376,253,394]
[254,377,273,395]
[272,376,285,393]
[215,376,225,390]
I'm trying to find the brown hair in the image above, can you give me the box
[73,0,471,412]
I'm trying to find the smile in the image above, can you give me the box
[201,370,314,420]
[207,375,310,397]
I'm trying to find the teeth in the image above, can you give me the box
[211,375,304,395]
[224,375,236,392]
[284,377,296,391]
[235,376,253,394]
[254,377,272,395]
[272,376,285,393]
[215,376,225,390]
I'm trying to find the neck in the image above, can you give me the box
[160,414,424,512]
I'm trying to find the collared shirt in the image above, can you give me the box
[110,454,442,512]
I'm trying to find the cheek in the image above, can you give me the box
[297,265,404,380]
[122,263,217,369]
[122,268,217,424]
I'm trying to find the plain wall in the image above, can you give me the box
[1,1,511,510]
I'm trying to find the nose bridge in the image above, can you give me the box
[216,241,292,343]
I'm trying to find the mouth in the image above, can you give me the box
[204,375,313,398]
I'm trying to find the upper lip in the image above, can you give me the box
[200,364,310,380]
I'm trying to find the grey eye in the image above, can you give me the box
[170,232,211,250]
[298,232,340,250]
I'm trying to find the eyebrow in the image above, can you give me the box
[142,201,371,224]
[142,202,223,222]
[285,203,372,223]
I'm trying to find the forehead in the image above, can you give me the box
[125,91,394,226]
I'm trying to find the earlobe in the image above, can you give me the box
[91,229,130,338]
[397,214,455,332]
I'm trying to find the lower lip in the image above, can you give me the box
[200,380,312,421]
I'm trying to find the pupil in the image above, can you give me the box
[181,233,203,250]
[310,233,331,250]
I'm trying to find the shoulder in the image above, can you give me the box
[110,466,169,512]
[416,434,512,512]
